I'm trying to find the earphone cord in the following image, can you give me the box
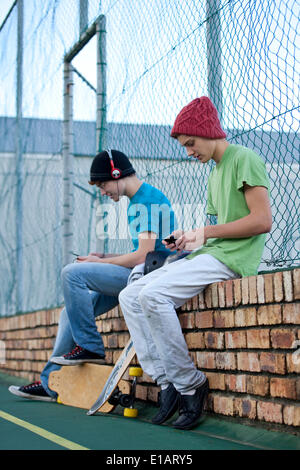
[116,180,120,243]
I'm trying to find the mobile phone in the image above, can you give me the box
[164,236,177,244]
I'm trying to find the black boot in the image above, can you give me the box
[172,379,209,430]
[151,384,179,425]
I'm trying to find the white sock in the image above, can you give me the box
[182,389,196,396]
[161,383,170,391]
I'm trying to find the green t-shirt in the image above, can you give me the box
[187,144,270,277]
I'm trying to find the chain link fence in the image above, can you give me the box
[0,0,299,317]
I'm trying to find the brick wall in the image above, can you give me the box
[0,268,299,431]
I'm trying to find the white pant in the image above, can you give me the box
[119,254,239,393]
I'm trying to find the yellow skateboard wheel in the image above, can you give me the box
[124,407,138,418]
[129,367,143,377]
[57,396,62,404]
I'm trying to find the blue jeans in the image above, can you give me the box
[41,262,131,397]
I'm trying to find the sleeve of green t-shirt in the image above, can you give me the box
[235,149,270,192]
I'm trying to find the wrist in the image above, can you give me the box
[204,225,213,241]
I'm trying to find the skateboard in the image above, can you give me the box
[49,363,131,412]
[87,339,142,417]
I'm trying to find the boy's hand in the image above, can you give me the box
[89,252,104,258]
[162,230,184,250]
[176,228,206,251]
[77,254,104,263]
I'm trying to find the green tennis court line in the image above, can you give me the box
[0,410,89,451]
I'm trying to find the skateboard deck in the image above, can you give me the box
[87,339,136,416]
[49,363,131,412]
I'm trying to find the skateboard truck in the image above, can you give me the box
[107,367,143,418]
[123,367,143,418]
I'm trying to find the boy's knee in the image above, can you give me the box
[119,282,144,310]
[61,263,76,282]
[138,286,153,310]
[118,285,132,307]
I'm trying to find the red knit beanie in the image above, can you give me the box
[171,96,226,139]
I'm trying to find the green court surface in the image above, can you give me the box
[0,372,299,451]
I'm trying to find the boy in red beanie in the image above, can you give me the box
[119,96,272,430]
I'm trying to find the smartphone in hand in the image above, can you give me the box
[164,235,177,244]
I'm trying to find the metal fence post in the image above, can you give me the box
[16,0,24,312]
[79,0,88,36]
[206,0,223,124]
[96,15,107,254]
[62,61,74,266]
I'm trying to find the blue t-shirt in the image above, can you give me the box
[127,182,177,253]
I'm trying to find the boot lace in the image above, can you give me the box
[63,345,83,358]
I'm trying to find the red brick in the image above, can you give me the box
[141,372,154,384]
[102,335,108,348]
[213,395,234,416]
[194,310,213,329]
[247,376,269,396]
[248,276,258,304]
[147,385,159,403]
[225,331,247,349]
[214,310,235,328]
[257,401,283,423]
[270,377,298,400]
[185,332,205,349]
[204,286,212,308]
[235,307,257,327]
[260,352,286,374]
[101,319,112,333]
[218,282,226,308]
[233,278,242,306]
[105,350,113,364]
[282,303,300,324]
[215,352,236,370]
[107,335,118,348]
[179,312,195,329]
[112,318,127,331]
[293,269,300,300]
[283,270,293,302]
[286,352,300,373]
[211,283,219,308]
[118,333,130,348]
[263,273,274,303]
[247,329,270,348]
[271,329,296,349]
[183,298,193,311]
[204,332,224,349]
[257,305,281,325]
[225,374,247,393]
[234,397,257,419]
[113,306,121,318]
[274,272,284,302]
[136,384,148,401]
[225,280,234,307]
[198,291,206,310]
[196,351,216,369]
[283,405,300,426]
[206,372,226,391]
[241,277,249,304]
[113,350,122,363]
[192,295,199,311]
[237,352,260,372]
[256,275,265,303]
